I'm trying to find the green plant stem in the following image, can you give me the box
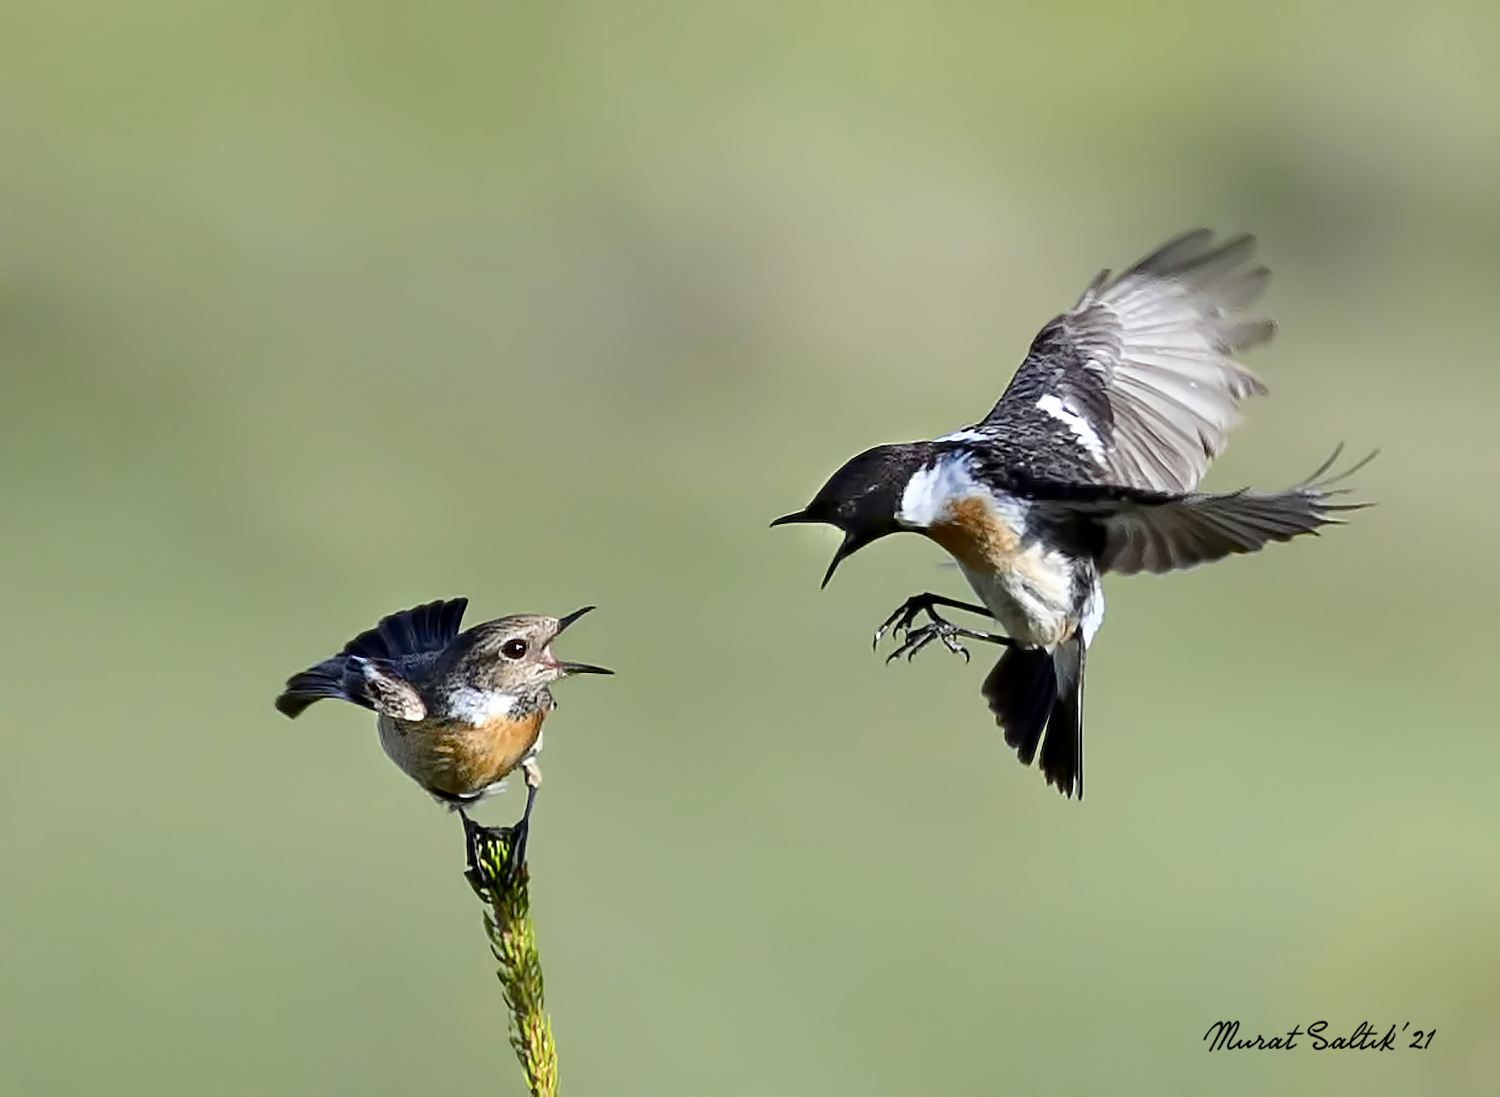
[464,823,558,1097]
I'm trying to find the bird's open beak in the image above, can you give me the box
[555,606,595,634]
[555,661,614,676]
[770,509,815,528]
[771,509,856,588]
[548,606,613,675]
[820,533,858,589]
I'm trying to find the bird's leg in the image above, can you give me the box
[874,592,1011,662]
[460,807,493,881]
[460,793,530,889]
[505,759,543,885]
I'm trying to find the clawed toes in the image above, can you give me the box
[885,622,970,663]
[873,596,1009,663]
[939,631,971,662]
[874,597,948,650]
[873,606,920,648]
[886,625,923,661]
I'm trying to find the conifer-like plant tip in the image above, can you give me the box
[462,818,559,1097]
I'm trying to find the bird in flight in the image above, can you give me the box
[774,230,1369,799]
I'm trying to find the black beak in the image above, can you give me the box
[555,606,595,634]
[772,508,861,588]
[821,532,858,589]
[551,606,612,675]
[556,661,614,676]
[770,508,816,528]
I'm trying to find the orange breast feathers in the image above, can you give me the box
[923,494,1025,572]
[414,709,547,798]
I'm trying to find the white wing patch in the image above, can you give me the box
[1036,394,1107,463]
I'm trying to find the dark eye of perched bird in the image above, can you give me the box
[501,638,528,659]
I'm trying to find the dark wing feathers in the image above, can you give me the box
[344,598,468,661]
[1097,489,1340,575]
[275,662,352,717]
[275,654,427,720]
[980,229,1273,493]
[275,598,467,718]
[1034,449,1373,575]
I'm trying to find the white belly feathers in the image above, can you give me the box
[956,551,1078,648]
[897,453,1102,648]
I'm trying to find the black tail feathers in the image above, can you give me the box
[1040,649,1084,801]
[274,598,469,718]
[983,646,1055,764]
[982,638,1085,799]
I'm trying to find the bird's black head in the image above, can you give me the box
[772,442,933,587]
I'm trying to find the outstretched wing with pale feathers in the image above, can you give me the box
[1027,448,1374,576]
[977,230,1274,493]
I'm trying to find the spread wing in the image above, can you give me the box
[975,230,1274,493]
[1029,448,1372,575]
[274,598,468,718]
[345,598,470,663]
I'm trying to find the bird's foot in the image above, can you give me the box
[505,817,531,887]
[461,811,527,893]
[885,620,976,663]
[874,593,1009,662]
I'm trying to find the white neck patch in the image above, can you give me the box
[897,454,981,528]
[448,687,518,725]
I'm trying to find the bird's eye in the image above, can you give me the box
[501,638,528,660]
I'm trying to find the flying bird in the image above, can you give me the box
[773,230,1369,799]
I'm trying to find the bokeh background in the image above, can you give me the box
[3,3,1498,1094]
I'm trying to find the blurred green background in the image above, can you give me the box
[3,2,1498,1094]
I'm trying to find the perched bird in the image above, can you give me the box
[773,229,1369,799]
[275,599,611,868]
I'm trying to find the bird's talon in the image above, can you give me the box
[875,594,1008,663]
[938,631,970,660]
[887,620,963,663]
[874,597,936,649]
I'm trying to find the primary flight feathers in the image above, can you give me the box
[981,229,1275,493]
[1024,445,1375,576]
